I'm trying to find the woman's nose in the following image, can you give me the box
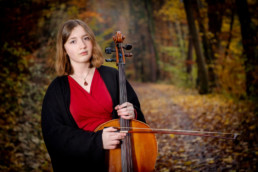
[80,39,87,49]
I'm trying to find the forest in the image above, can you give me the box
[0,0,257,171]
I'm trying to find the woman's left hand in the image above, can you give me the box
[115,102,135,120]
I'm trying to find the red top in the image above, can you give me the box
[68,69,113,131]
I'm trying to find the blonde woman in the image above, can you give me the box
[41,19,145,171]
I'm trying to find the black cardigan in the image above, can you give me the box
[41,65,145,172]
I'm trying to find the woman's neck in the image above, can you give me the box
[72,62,93,76]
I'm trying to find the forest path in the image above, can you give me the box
[131,82,236,171]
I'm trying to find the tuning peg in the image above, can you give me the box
[105,58,116,62]
[105,47,116,54]
[123,44,132,50]
[125,53,133,57]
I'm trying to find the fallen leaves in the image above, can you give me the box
[133,82,257,171]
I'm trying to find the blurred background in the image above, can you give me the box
[0,0,257,171]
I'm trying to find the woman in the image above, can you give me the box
[41,19,145,171]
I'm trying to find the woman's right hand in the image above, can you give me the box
[102,127,126,150]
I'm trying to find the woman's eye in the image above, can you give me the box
[84,37,90,40]
[70,40,76,44]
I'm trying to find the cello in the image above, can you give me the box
[94,31,158,172]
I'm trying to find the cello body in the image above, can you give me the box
[95,119,158,172]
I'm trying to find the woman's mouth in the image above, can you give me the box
[80,51,88,55]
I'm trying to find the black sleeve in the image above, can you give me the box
[41,78,105,171]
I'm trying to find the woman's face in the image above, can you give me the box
[64,25,93,66]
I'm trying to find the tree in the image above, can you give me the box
[236,0,258,103]
[129,0,159,82]
[183,0,209,94]
[186,36,193,82]
[206,0,225,49]
[194,0,217,89]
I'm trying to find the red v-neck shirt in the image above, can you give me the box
[68,69,113,131]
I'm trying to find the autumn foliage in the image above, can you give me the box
[0,0,257,171]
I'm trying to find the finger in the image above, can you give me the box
[107,141,121,149]
[121,115,134,120]
[118,133,127,139]
[117,106,134,114]
[106,144,116,150]
[109,145,117,150]
[117,106,133,113]
[103,127,117,132]
[114,105,119,110]
[117,110,134,117]
[116,102,130,110]
[111,133,126,140]
[111,140,120,145]
[120,102,131,108]
[117,109,129,115]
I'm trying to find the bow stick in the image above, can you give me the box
[117,127,239,140]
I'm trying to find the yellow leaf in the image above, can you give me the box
[169,134,175,138]
[249,125,255,130]
[207,158,214,164]
[179,148,185,153]
[224,118,229,125]
[223,156,233,163]
[184,161,192,166]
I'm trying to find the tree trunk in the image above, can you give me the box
[129,0,141,81]
[224,6,235,58]
[236,0,258,100]
[174,20,186,62]
[129,0,159,82]
[206,0,225,49]
[194,0,217,89]
[186,36,193,84]
[183,0,209,94]
[129,0,148,81]
[144,0,159,82]
[186,36,193,74]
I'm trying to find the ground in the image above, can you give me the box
[132,82,257,172]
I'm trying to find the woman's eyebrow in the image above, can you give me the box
[68,37,76,40]
[68,34,89,40]
[82,34,89,37]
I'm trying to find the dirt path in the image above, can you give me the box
[132,82,225,171]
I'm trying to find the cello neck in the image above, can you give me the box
[113,32,134,172]
[118,63,134,172]
[118,63,129,129]
[118,63,128,104]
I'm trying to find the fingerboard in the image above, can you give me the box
[118,63,134,172]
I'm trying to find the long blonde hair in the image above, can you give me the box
[55,19,104,75]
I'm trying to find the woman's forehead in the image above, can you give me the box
[69,25,88,37]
